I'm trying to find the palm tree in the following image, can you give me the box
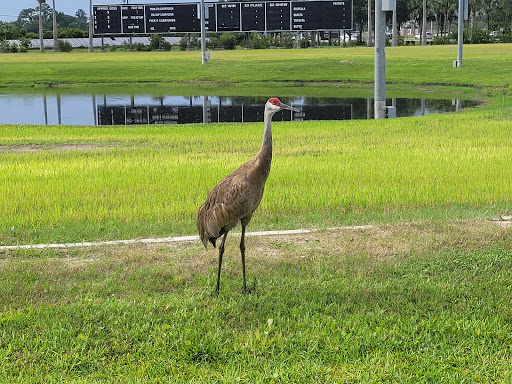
[422,0,427,45]
[479,0,499,30]
[37,0,46,52]
[435,0,456,37]
[52,0,58,51]
[89,0,93,52]
[367,0,373,46]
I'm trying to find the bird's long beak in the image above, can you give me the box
[281,102,300,113]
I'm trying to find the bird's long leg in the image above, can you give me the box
[216,231,228,295]
[240,225,248,294]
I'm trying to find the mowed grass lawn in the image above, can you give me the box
[0,44,511,88]
[1,221,512,382]
[1,100,512,245]
[1,45,512,382]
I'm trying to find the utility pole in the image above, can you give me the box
[52,0,59,51]
[89,0,94,52]
[38,0,46,53]
[454,0,467,67]
[374,0,386,119]
[200,0,209,64]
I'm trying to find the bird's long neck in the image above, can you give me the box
[258,110,273,175]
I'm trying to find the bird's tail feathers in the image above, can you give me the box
[197,203,221,250]
[197,205,209,249]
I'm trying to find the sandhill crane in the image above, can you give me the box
[197,98,299,294]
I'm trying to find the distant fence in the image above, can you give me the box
[8,36,182,49]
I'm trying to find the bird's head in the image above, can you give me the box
[266,98,299,116]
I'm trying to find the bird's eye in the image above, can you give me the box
[269,98,280,106]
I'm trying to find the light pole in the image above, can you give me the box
[374,0,386,119]
[374,0,396,119]
[456,0,464,66]
[454,0,467,67]
[200,0,209,64]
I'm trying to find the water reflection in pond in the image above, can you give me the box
[0,93,479,126]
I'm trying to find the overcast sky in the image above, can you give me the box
[0,0,198,23]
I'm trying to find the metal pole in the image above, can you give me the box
[456,0,463,67]
[200,0,208,64]
[89,0,94,52]
[374,0,386,119]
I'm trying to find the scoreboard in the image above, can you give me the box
[93,1,352,34]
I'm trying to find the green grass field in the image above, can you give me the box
[1,222,512,382]
[1,45,512,382]
[1,104,512,245]
[1,44,511,89]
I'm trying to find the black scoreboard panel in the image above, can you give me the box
[216,3,240,31]
[323,1,352,30]
[93,1,352,35]
[241,2,265,32]
[146,4,199,33]
[291,1,352,30]
[94,5,122,34]
[204,4,217,32]
[122,5,145,33]
[146,4,216,33]
[266,2,291,31]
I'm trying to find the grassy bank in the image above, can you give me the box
[1,96,512,245]
[0,44,511,90]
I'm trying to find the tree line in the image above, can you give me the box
[0,3,88,40]
[1,0,511,45]
[353,0,511,43]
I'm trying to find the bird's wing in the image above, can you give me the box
[198,167,254,246]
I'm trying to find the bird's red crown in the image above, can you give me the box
[268,98,281,106]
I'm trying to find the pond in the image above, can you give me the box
[0,90,480,125]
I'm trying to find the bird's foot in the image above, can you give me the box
[241,282,256,295]
[241,286,251,295]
